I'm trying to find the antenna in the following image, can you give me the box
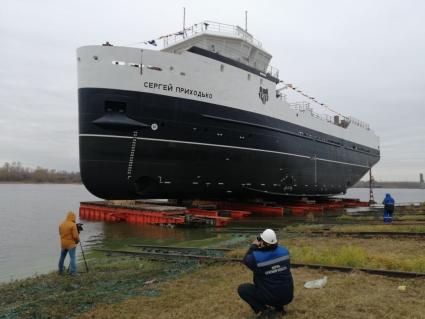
[245,10,248,31]
[183,7,186,38]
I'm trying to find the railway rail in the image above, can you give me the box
[130,244,232,252]
[305,231,425,238]
[219,228,425,238]
[95,248,425,278]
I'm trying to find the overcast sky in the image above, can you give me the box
[1,0,424,181]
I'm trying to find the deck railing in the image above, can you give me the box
[266,65,279,79]
[289,102,366,129]
[162,21,263,48]
[348,116,370,130]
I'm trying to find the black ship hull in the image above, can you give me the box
[79,88,380,200]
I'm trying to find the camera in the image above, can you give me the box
[256,235,262,242]
[76,223,84,233]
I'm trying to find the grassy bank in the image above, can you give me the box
[227,235,425,273]
[285,223,425,272]
[286,223,425,233]
[0,256,199,319]
[2,227,425,318]
[3,258,424,319]
[78,263,425,319]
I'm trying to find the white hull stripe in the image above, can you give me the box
[79,134,370,169]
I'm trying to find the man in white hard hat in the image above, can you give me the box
[238,228,294,318]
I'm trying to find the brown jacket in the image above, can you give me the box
[59,211,80,249]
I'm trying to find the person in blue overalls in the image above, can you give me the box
[238,229,294,318]
[382,193,395,223]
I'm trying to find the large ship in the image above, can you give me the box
[77,21,380,200]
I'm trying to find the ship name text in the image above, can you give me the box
[144,81,213,99]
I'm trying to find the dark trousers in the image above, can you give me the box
[384,210,393,223]
[238,283,289,313]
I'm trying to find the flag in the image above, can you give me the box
[147,40,157,46]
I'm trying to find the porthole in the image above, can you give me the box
[93,55,99,61]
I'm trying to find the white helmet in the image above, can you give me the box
[260,228,277,244]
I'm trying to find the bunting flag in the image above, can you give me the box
[139,39,158,46]
[282,81,344,117]
[137,27,192,46]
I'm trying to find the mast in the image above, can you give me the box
[245,10,248,31]
[183,7,186,38]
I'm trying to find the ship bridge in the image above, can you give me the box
[161,21,279,80]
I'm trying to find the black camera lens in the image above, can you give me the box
[256,235,262,241]
[76,223,84,232]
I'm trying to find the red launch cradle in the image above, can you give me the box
[79,198,369,226]
[79,202,240,227]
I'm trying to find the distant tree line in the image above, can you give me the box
[353,180,424,189]
[0,162,81,183]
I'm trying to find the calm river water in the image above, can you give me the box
[0,184,424,283]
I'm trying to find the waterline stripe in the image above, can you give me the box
[79,134,370,168]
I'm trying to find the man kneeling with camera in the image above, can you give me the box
[238,229,294,318]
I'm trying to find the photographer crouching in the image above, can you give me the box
[238,229,294,318]
[58,211,80,276]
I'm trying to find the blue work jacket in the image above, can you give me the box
[243,244,294,303]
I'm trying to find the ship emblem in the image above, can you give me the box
[258,86,269,104]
